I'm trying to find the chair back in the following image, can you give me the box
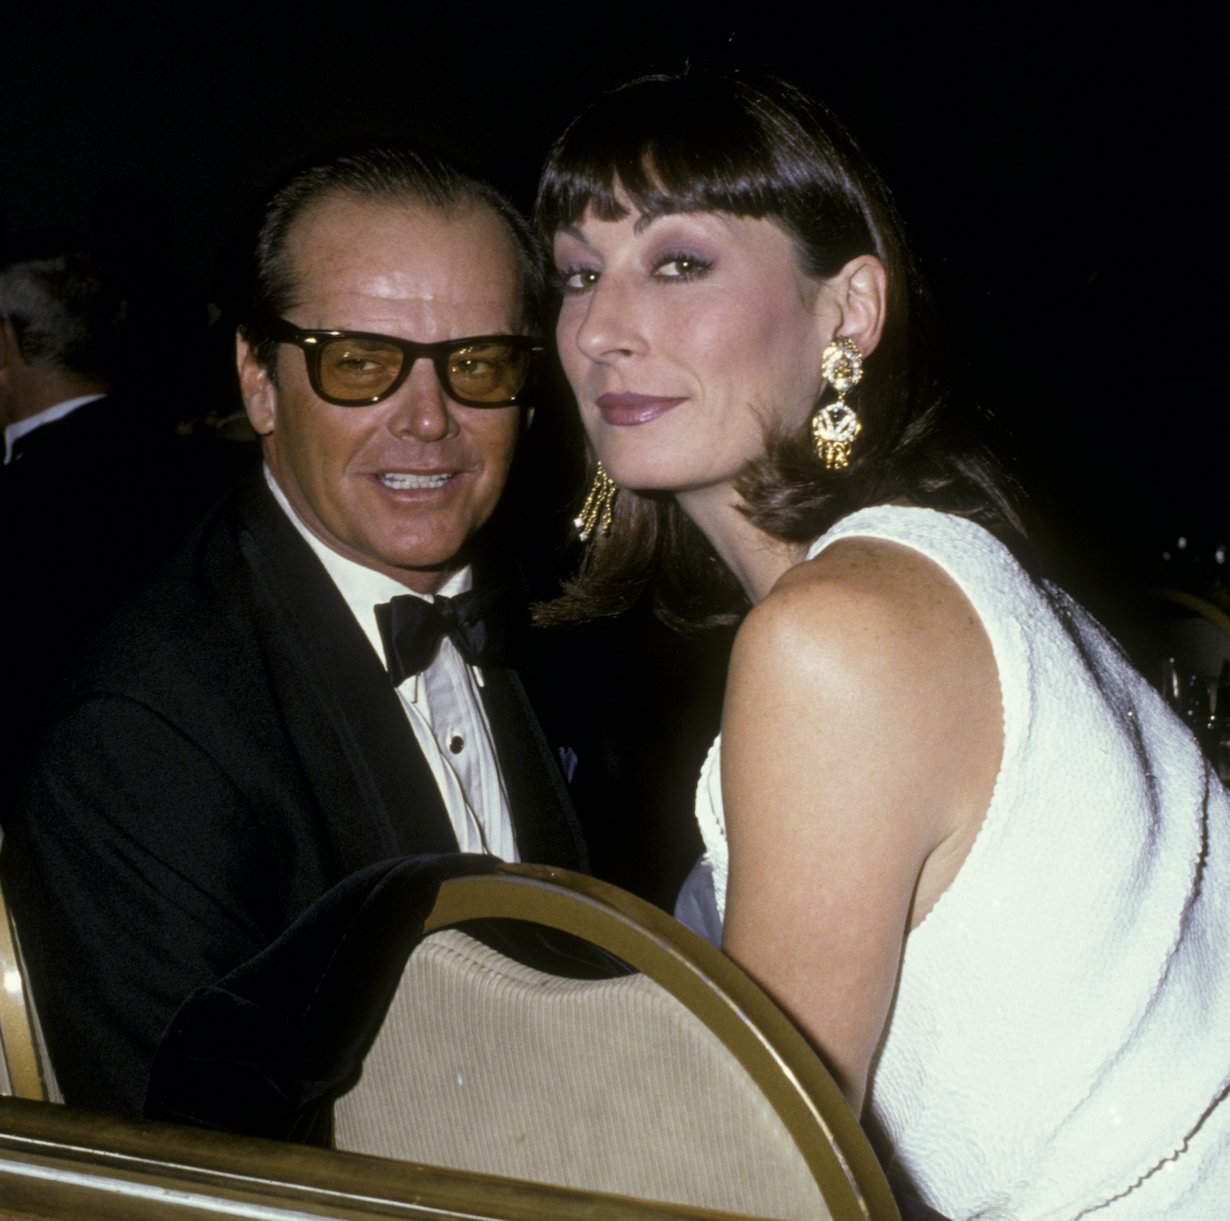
[332,864,898,1221]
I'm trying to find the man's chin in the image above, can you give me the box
[352,536,472,593]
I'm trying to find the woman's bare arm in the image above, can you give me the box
[720,537,1003,1113]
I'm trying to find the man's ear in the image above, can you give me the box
[0,323,13,425]
[0,319,15,372]
[236,332,276,436]
[823,255,888,358]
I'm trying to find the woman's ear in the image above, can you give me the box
[236,332,277,437]
[827,255,888,357]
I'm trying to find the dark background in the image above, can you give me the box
[5,2,1226,902]
[4,2,1227,614]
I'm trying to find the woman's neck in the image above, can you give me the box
[676,485,806,604]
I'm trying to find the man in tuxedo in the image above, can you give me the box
[0,248,118,465]
[0,243,222,811]
[1,147,587,1116]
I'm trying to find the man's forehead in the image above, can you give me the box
[283,194,520,302]
[275,198,526,338]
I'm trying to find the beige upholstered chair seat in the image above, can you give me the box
[335,927,825,1218]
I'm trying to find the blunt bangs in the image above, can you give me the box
[536,72,876,281]
[536,69,1023,633]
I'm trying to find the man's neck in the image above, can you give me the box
[5,374,109,425]
[261,463,472,679]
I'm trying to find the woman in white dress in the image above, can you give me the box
[537,71,1230,1218]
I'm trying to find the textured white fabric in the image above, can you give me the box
[692,505,1230,1218]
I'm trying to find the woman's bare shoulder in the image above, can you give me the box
[734,534,988,689]
[724,532,1002,860]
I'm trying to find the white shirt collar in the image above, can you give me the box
[262,465,514,859]
[3,393,107,464]
[263,465,472,682]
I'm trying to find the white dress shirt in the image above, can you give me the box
[264,467,518,860]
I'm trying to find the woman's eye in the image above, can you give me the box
[555,267,599,293]
[654,253,712,280]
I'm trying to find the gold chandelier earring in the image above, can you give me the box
[574,462,617,542]
[811,336,864,471]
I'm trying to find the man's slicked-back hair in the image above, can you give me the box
[243,145,545,372]
[0,241,126,383]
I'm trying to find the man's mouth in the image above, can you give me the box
[378,472,453,490]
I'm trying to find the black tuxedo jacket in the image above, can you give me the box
[144,854,629,1143]
[1,393,230,811]
[1,475,586,1116]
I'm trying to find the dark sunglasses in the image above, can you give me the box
[262,318,543,409]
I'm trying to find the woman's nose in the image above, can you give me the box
[572,280,648,362]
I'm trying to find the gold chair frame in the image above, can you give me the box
[0,1094,767,1220]
[0,862,898,1218]
[0,875,47,1101]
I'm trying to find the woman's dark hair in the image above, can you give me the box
[536,70,1023,628]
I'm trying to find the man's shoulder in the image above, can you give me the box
[8,394,114,459]
[65,475,315,698]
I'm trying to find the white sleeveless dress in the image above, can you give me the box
[689,505,1230,1219]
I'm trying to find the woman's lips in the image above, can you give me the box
[595,392,686,426]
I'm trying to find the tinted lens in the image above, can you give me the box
[446,341,530,404]
[317,336,405,402]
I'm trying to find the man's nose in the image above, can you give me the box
[385,356,456,441]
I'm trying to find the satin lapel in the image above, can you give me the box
[231,479,458,861]
[479,663,587,870]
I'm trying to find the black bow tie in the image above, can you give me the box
[375,590,504,686]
